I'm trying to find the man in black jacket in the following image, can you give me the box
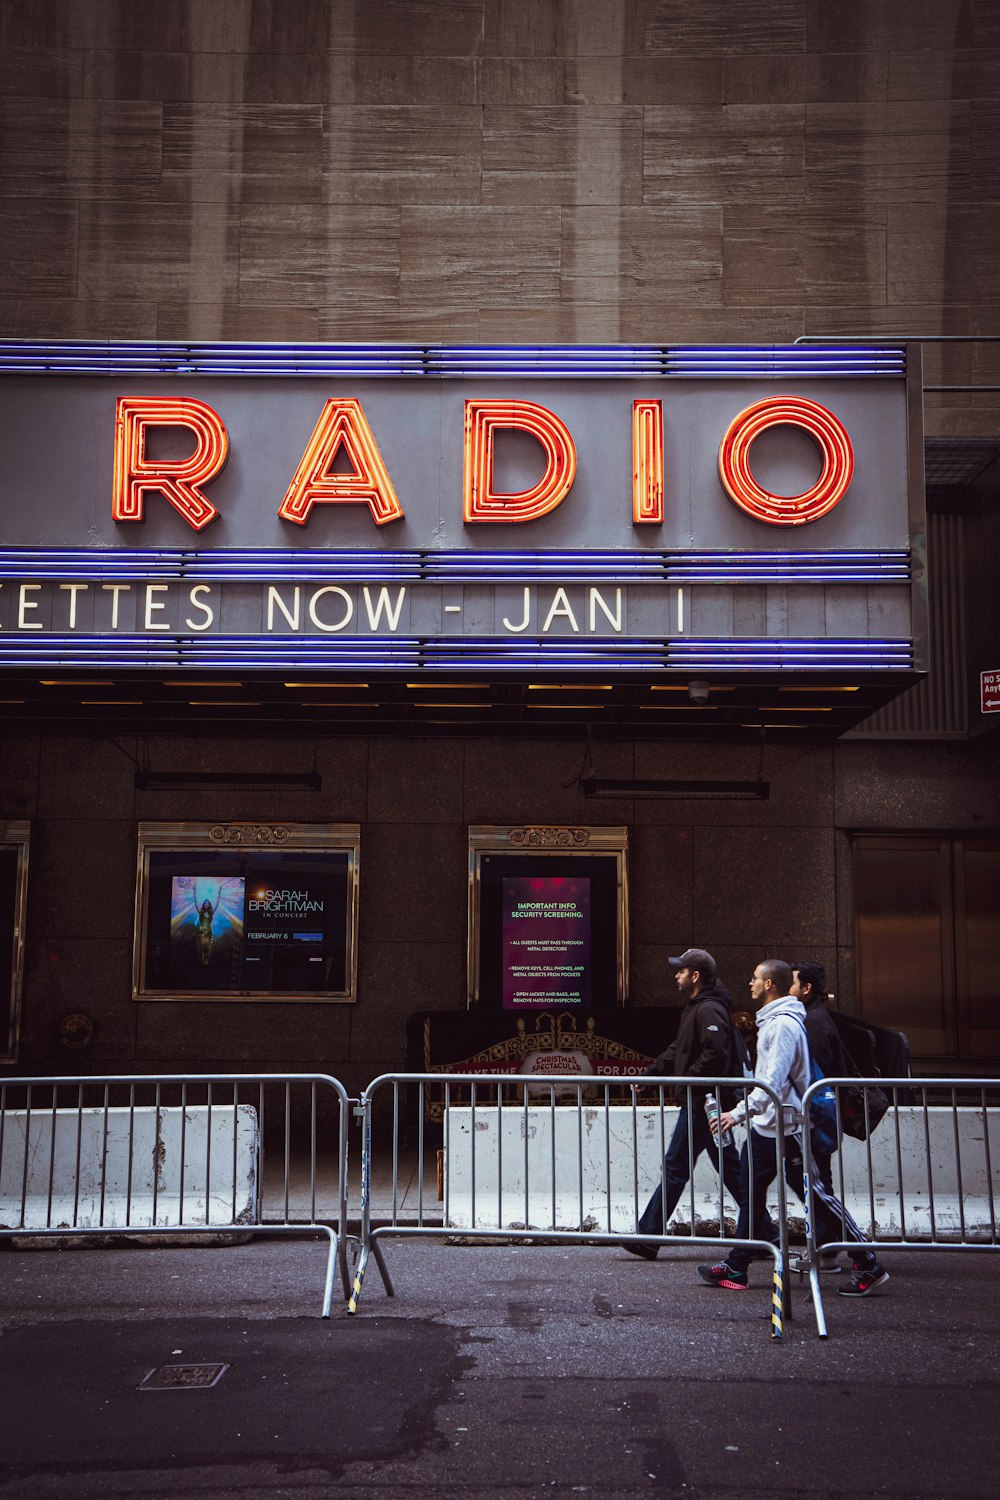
[623,947,745,1259]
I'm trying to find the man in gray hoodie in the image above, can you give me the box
[697,958,888,1297]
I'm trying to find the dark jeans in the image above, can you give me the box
[726,1128,879,1275]
[637,1104,743,1237]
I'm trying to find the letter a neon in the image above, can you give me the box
[112,397,228,531]
[278,398,404,527]
[463,400,577,524]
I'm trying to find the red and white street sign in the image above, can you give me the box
[982,670,1000,714]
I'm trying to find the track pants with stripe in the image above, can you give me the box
[726,1125,878,1276]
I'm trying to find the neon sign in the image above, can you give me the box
[111,397,229,532]
[718,396,854,526]
[109,394,854,532]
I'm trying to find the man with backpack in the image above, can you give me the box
[697,958,889,1298]
[622,948,746,1259]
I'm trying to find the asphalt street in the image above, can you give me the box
[0,1235,998,1499]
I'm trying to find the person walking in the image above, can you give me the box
[697,958,889,1298]
[623,948,745,1260]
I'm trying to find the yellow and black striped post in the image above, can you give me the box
[347,1248,367,1315]
[771,1263,784,1340]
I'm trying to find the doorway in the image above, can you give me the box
[853,834,1000,1062]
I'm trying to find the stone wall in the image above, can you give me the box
[0,0,997,434]
[3,732,999,1079]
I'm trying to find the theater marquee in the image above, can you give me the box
[0,342,925,677]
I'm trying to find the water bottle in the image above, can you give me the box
[704,1094,733,1148]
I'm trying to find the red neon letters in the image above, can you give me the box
[463,400,577,524]
[718,396,854,526]
[277,398,404,527]
[632,400,664,524]
[111,394,854,531]
[112,397,229,531]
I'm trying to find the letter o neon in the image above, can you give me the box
[718,396,854,526]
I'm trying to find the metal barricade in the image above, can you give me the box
[0,1073,352,1317]
[801,1076,1000,1337]
[348,1072,793,1338]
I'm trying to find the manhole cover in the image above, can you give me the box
[139,1363,229,1391]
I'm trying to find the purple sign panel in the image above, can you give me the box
[501,875,591,1009]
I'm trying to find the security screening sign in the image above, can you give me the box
[0,342,925,676]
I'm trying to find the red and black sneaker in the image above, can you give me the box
[696,1261,749,1290]
[837,1261,889,1298]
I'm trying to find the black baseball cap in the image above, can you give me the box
[668,948,717,979]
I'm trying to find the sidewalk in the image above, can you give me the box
[1,1232,998,1498]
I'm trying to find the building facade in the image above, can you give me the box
[0,1,998,1083]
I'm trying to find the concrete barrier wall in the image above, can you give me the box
[0,1105,258,1230]
[442,1105,1000,1242]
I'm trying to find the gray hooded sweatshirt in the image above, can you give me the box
[729,995,809,1139]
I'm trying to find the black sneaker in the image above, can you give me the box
[696,1261,748,1290]
[837,1261,889,1298]
[620,1240,658,1260]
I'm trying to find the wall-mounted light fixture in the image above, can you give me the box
[134,771,321,791]
[581,777,769,801]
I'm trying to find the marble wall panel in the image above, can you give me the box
[615,57,725,105]
[643,104,805,207]
[319,305,479,341]
[833,741,1000,829]
[360,822,467,946]
[724,53,888,104]
[0,295,157,337]
[0,45,83,97]
[81,49,247,103]
[352,939,466,1061]
[692,823,837,948]
[641,0,805,55]
[248,0,329,55]
[399,206,561,317]
[806,0,974,56]
[970,96,1000,199]
[887,205,1000,306]
[834,826,855,948]
[162,103,323,203]
[328,1,486,57]
[477,304,583,340]
[324,104,482,204]
[886,49,997,102]
[19,936,134,1069]
[463,735,634,826]
[134,999,352,1065]
[834,943,857,1014]
[0,737,40,820]
[0,0,253,52]
[484,0,641,58]
[0,98,162,200]
[366,739,465,825]
[480,57,564,105]
[629,823,695,946]
[483,105,641,205]
[27,818,136,941]
[632,741,835,829]
[77,201,240,302]
[973,3,1000,46]
[560,206,722,305]
[630,943,676,1008]
[156,301,321,340]
[804,101,969,205]
[37,736,137,820]
[619,305,805,342]
[723,206,886,306]
[239,203,399,307]
[326,53,479,105]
